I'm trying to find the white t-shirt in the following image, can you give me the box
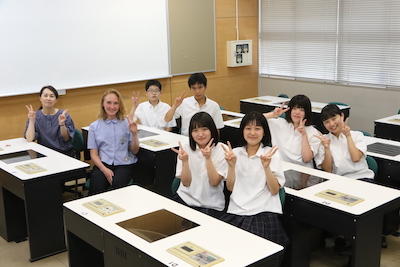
[176,142,228,211]
[135,101,176,129]
[174,96,224,136]
[267,117,321,167]
[228,145,285,216]
[314,131,374,179]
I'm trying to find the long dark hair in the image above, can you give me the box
[285,94,312,126]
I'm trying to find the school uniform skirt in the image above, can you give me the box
[221,212,289,247]
[172,193,225,220]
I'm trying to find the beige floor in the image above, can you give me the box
[1,233,399,267]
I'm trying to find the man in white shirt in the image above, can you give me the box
[314,104,374,180]
[130,80,176,131]
[164,73,224,136]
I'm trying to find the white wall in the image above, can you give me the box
[259,77,400,134]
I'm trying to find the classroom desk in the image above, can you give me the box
[0,138,89,261]
[374,114,400,142]
[82,125,188,197]
[281,161,400,267]
[220,110,244,148]
[240,96,350,133]
[364,136,400,187]
[64,185,283,267]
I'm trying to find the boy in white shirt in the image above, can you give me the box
[315,104,374,180]
[131,80,176,131]
[164,73,224,136]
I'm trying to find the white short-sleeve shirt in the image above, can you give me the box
[174,96,224,136]
[314,131,374,179]
[228,145,285,216]
[135,101,176,129]
[267,117,321,167]
[176,142,228,211]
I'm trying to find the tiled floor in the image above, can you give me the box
[1,232,399,267]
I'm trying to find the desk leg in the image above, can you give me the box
[67,231,104,267]
[154,150,177,198]
[0,187,27,242]
[350,214,382,267]
[24,177,66,261]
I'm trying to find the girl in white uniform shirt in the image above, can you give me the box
[222,111,289,250]
[172,112,227,218]
[314,104,374,180]
[264,95,321,188]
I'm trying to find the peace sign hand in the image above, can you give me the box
[58,109,68,125]
[272,106,290,118]
[25,105,36,121]
[127,117,138,135]
[297,118,307,135]
[171,141,189,162]
[200,138,215,159]
[222,141,236,167]
[314,134,330,149]
[342,117,351,137]
[131,91,140,108]
[174,91,187,108]
[260,146,278,169]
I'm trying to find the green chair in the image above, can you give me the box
[279,187,286,206]
[360,130,372,137]
[171,177,180,195]
[366,156,378,177]
[398,109,400,114]
[278,93,289,98]
[328,101,349,107]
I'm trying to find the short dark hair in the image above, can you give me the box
[285,94,312,126]
[40,85,58,98]
[145,80,162,91]
[321,104,343,122]
[239,111,271,147]
[188,112,219,151]
[188,73,207,88]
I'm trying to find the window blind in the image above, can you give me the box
[260,0,400,88]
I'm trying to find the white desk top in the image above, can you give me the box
[0,138,89,180]
[374,114,400,126]
[221,110,244,129]
[240,95,350,113]
[64,185,283,267]
[281,161,400,215]
[364,136,400,162]
[83,125,188,152]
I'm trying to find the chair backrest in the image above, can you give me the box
[328,101,349,107]
[171,177,180,195]
[279,187,285,206]
[360,130,372,137]
[366,156,378,177]
[71,129,85,153]
[398,109,400,114]
[277,93,289,99]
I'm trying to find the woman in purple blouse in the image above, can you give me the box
[25,85,75,155]
[87,89,139,195]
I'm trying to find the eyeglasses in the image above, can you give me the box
[147,89,161,94]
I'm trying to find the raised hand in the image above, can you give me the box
[200,138,215,159]
[260,146,278,168]
[25,105,36,120]
[314,134,330,149]
[173,91,187,107]
[222,141,236,166]
[171,141,189,162]
[128,117,138,134]
[342,117,351,137]
[58,109,68,126]
[131,91,140,108]
[272,106,290,118]
[297,118,307,135]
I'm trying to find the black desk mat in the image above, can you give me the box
[138,129,159,139]
[367,142,400,157]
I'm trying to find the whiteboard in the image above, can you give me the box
[0,0,170,97]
